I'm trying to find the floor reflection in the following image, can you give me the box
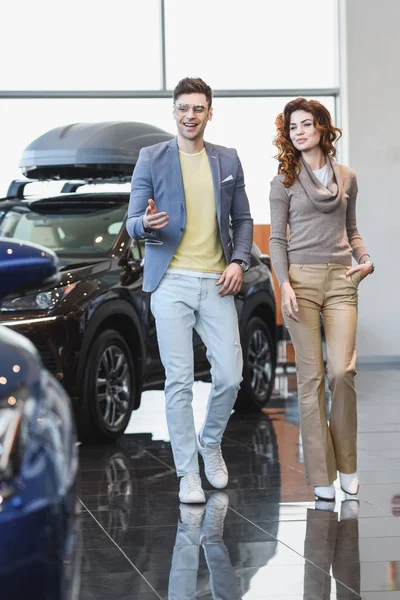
[77,368,400,599]
[304,501,360,599]
[169,493,242,599]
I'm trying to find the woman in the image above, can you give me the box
[269,98,373,501]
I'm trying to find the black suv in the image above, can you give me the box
[0,122,277,443]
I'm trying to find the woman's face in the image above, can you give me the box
[289,110,321,152]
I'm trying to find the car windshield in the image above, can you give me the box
[0,203,128,257]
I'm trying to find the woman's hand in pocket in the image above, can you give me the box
[345,262,373,282]
[281,282,300,322]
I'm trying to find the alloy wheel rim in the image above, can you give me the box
[96,453,134,540]
[247,328,272,403]
[96,345,131,429]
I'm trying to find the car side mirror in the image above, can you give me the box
[118,245,143,271]
[0,238,59,302]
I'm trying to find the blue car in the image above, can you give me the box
[0,238,79,599]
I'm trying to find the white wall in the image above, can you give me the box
[343,0,400,361]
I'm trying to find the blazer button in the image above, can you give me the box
[180,227,184,232]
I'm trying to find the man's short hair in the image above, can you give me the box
[173,77,213,108]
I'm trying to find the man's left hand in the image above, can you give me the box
[216,263,243,297]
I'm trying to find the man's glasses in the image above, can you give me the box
[174,103,208,115]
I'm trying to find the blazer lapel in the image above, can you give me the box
[167,138,185,209]
[205,142,221,226]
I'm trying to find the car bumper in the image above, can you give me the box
[0,492,79,598]
[0,314,81,394]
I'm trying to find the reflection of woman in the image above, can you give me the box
[304,501,360,598]
[269,98,374,501]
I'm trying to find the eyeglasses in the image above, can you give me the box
[174,103,208,115]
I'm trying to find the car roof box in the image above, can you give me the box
[19,121,173,181]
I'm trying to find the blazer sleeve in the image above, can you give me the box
[269,176,290,287]
[230,154,254,264]
[126,147,159,241]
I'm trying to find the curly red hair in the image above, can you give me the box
[273,98,342,187]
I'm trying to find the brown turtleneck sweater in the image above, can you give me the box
[269,156,370,287]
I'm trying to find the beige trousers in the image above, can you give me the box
[285,264,360,486]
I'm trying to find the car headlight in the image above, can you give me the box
[0,387,35,484]
[0,374,77,496]
[38,371,78,493]
[1,283,77,312]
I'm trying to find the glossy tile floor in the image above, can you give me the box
[77,367,400,599]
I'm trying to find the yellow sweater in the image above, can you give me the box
[169,148,226,273]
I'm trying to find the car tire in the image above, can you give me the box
[78,329,135,443]
[235,316,276,413]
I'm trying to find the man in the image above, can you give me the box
[127,77,253,503]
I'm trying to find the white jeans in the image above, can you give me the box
[151,273,243,476]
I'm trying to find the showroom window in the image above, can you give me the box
[164,0,338,91]
[0,0,162,91]
[0,0,339,223]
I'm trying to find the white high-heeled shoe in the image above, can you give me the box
[339,472,359,495]
[314,484,335,501]
[315,499,335,512]
[340,499,360,519]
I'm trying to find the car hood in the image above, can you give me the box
[57,256,112,283]
[58,255,110,269]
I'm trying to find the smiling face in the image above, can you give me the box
[173,92,213,144]
[289,110,321,153]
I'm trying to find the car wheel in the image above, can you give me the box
[235,316,276,412]
[78,329,135,443]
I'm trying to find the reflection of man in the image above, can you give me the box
[127,77,253,503]
[304,501,360,598]
[168,492,242,599]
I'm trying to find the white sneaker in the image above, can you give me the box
[179,473,206,504]
[198,437,228,489]
[201,492,229,543]
[339,472,359,495]
[179,503,206,530]
[314,484,335,501]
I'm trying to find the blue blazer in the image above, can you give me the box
[126,137,254,293]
